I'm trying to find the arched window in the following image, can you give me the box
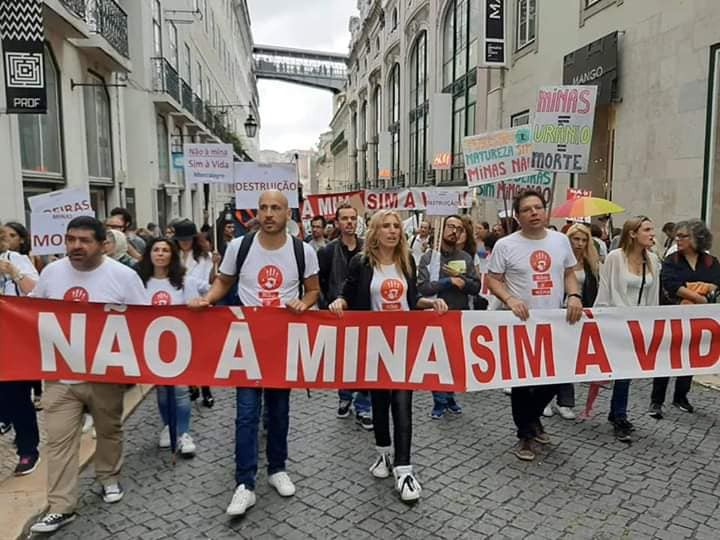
[389,63,400,186]
[372,84,382,187]
[442,0,479,183]
[19,45,63,180]
[409,31,428,185]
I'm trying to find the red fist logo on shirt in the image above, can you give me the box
[151,291,172,306]
[258,265,284,291]
[63,287,89,303]
[530,250,552,273]
[381,278,405,302]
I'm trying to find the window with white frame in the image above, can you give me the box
[152,0,162,57]
[168,22,178,68]
[83,73,113,182]
[511,110,530,126]
[516,0,536,51]
[184,43,191,84]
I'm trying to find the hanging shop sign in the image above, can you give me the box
[482,0,507,67]
[563,31,619,105]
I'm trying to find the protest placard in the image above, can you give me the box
[28,187,92,214]
[29,187,95,256]
[476,171,554,205]
[425,190,460,216]
[183,143,234,184]
[364,188,473,212]
[462,126,534,187]
[531,85,598,173]
[234,162,299,209]
[301,191,365,220]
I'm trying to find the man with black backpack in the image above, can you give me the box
[190,190,320,517]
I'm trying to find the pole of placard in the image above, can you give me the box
[501,190,511,235]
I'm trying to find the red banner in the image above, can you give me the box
[301,191,365,220]
[0,297,718,390]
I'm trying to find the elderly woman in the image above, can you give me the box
[649,219,720,418]
[105,229,136,268]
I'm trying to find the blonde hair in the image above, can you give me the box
[619,216,655,275]
[364,210,412,276]
[566,223,599,275]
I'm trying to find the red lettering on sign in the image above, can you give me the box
[628,320,665,371]
[670,319,683,370]
[469,325,495,384]
[513,324,555,378]
[575,321,611,375]
[689,318,720,369]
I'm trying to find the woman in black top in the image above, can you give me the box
[329,210,447,503]
[650,219,720,417]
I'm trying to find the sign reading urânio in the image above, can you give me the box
[0,0,47,114]
[563,31,619,105]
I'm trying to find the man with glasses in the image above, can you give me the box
[106,208,145,261]
[418,215,481,418]
[486,190,583,461]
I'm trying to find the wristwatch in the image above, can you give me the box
[567,293,582,301]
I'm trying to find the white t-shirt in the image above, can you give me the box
[145,276,203,306]
[410,235,429,265]
[0,251,38,296]
[220,234,319,307]
[488,230,577,310]
[180,251,213,294]
[370,264,410,312]
[32,256,148,305]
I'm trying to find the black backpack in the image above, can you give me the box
[234,232,306,303]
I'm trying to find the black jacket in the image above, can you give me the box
[580,260,599,308]
[661,252,720,304]
[340,253,420,311]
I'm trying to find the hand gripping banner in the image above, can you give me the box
[0,297,718,390]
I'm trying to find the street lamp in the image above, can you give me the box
[244,113,258,138]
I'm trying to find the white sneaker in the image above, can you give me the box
[369,452,392,479]
[394,465,422,502]
[102,483,124,504]
[178,433,196,456]
[554,405,577,420]
[226,484,256,516]
[158,426,170,448]
[542,405,554,417]
[82,414,94,433]
[268,472,296,497]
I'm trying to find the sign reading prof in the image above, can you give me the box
[183,143,234,184]
[531,85,598,173]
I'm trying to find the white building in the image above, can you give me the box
[0,0,259,230]
[340,0,720,252]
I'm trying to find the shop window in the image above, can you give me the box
[19,46,63,181]
[83,73,113,182]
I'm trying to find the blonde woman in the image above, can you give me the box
[330,210,447,503]
[595,216,660,442]
[544,224,601,420]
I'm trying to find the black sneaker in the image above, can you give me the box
[14,454,40,476]
[337,400,351,418]
[202,396,215,408]
[673,398,694,413]
[30,513,77,533]
[356,412,373,430]
[0,422,11,435]
[612,419,633,443]
[189,386,200,401]
[648,403,664,419]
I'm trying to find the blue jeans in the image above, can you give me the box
[337,389,371,415]
[432,391,456,406]
[609,380,631,420]
[235,388,290,490]
[156,386,191,435]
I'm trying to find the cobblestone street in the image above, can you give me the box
[48,380,720,539]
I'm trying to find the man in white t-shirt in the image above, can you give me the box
[30,216,148,534]
[486,191,583,463]
[410,220,431,265]
[189,190,320,517]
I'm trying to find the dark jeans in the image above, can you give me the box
[31,381,42,397]
[371,390,412,466]
[556,384,575,408]
[235,388,290,490]
[651,376,693,405]
[511,384,559,440]
[0,381,39,457]
[609,380,631,421]
[337,389,371,415]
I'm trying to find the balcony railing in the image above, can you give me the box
[60,0,86,18]
[86,0,129,58]
[181,80,193,112]
[152,58,180,103]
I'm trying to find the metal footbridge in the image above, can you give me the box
[253,45,348,93]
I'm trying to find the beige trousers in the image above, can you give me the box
[43,381,125,514]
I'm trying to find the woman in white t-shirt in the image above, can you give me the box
[138,238,202,457]
[329,210,447,503]
[595,216,660,443]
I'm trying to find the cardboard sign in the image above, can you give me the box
[531,85,598,173]
[183,143,234,184]
[234,162,299,209]
[462,126,534,187]
[425,190,460,216]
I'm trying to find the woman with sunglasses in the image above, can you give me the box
[649,219,720,417]
[595,216,661,443]
[329,210,447,503]
[137,238,203,457]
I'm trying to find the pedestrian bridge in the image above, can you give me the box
[253,45,348,93]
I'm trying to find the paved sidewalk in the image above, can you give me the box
[46,379,720,539]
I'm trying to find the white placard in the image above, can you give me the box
[425,190,459,216]
[531,85,598,173]
[234,162,299,209]
[28,187,92,214]
[183,143,234,184]
[30,210,94,256]
[463,126,534,187]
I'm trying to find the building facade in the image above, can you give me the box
[340,0,720,252]
[0,0,259,230]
